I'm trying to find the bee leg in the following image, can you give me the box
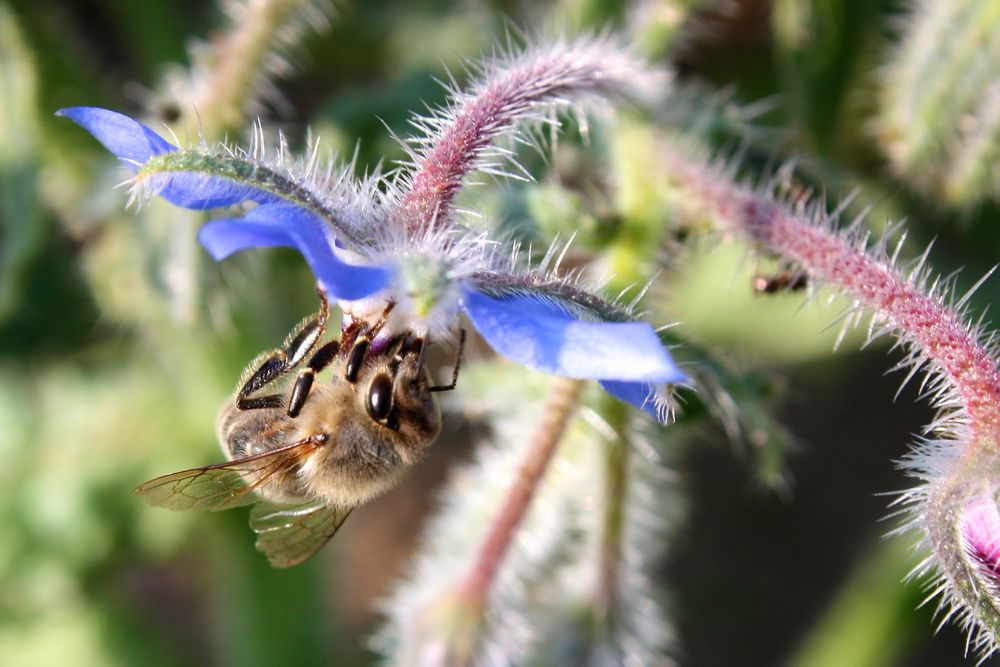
[286,339,341,418]
[370,300,397,335]
[343,301,398,384]
[357,300,397,343]
[237,291,331,411]
[429,328,466,392]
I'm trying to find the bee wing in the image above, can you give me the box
[249,499,353,568]
[135,438,324,512]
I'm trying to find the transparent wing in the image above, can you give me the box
[135,439,323,512]
[250,499,353,568]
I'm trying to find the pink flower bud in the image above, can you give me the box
[963,493,1000,580]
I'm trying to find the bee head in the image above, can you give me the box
[350,333,441,454]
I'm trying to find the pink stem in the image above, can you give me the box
[458,377,584,607]
[397,39,652,233]
[678,160,1000,453]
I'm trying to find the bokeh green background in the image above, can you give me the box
[2,0,1000,665]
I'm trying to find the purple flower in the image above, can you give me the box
[58,39,685,419]
[962,493,1000,580]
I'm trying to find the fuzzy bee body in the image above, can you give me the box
[217,353,440,508]
[137,295,456,567]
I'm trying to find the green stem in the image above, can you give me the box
[188,0,299,139]
[596,396,629,620]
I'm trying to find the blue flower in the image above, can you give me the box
[59,106,687,420]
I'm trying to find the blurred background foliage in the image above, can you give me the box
[2,0,1000,665]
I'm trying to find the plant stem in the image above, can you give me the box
[457,377,585,608]
[397,38,658,233]
[596,397,629,620]
[662,144,1000,647]
[193,0,298,138]
[668,153,1000,451]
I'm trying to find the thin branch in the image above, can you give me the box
[457,377,585,608]
[667,151,1000,448]
[596,398,629,620]
[659,143,1000,653]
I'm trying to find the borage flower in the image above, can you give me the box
[59,36,686,419]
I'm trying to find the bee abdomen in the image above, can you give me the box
[216,401,293,461]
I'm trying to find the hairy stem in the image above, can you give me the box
[673,156,1000,449]
[664,147,1000,648]
[457,377,585,608]
[596,397,629,620]
[397,38,658,233]
[189,0,300,137]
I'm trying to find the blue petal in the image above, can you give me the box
[198,203,391,301]
[462,288,686,384]
[599,381,666,421]
[59,107,284,209]
[57,107,175,170]
[144,171,282,210]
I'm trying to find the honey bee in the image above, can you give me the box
[136,290,463,567]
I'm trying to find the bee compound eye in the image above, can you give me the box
[366,373,394,422]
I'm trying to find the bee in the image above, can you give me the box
[136,290,463,567]
[751,270,809,295]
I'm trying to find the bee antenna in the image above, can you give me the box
[429,329,466,393]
